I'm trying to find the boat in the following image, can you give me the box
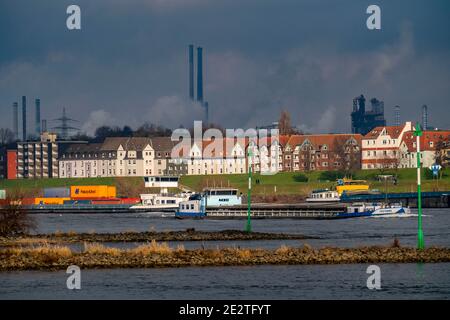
[336,202,411,218]
[203,188,242,207]
[335,178,370,196]
[175,188,243,218]
[175,194,206,218]
[130,191,192,212]
[306,189,340,202]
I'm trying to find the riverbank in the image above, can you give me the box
[0,229,315,246]
[2,169,449,198]
[1,241,450,271]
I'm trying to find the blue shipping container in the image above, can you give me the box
[44,187,70,198]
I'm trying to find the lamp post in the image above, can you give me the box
[246,147,253,233]
[413,122,424,250]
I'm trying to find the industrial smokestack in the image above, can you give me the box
[204,101,209,125]
[22,96,27,141]
[197,47,203,102]
[422,105,428,130]
[13,102,18,140]
[189,45,194,100]
[42,119,47,133]
[35,98,41,136]
[394,106,400,126]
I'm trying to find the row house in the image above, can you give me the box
[59,137,154,178]
[247,135,289,174]
[361,122,413,170]
[282,134,362,172]
[185,138,247,175]
[399,130,450,169]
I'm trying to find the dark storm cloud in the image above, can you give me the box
[1,0,449,135]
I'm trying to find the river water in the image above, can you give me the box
[1,209,449,299]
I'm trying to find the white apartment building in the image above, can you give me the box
[59,137,155,178]
[399,130,450,169]
[361,122,413,169]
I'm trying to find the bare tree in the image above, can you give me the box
[0,189,35,237]
[0,128,15,146]
[332,136,361,177]
[278,110,294,135]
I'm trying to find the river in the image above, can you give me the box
[1,208,449,299]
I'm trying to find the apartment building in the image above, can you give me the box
[399,130,450,169]
[16,132,60,179]
[59,137,154,178]
[283,134,362,172]
[361,122,413,170]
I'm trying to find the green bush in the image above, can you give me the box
[292,174,308,183]
[318,171,346,182]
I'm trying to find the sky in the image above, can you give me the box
[0,0,449,136]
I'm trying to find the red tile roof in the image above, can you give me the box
[286,134,362,149]
[364,124,407,139]
[401,130,450,152]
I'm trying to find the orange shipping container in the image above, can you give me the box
[70,185,116,199]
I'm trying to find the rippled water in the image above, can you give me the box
[1,263,449,299]
[31,209,450,248]
[1,209,449,299]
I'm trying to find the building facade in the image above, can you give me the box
[16,132,60,179]
[283,134,362,172]
[351,95,386,136]
[361,122,413,170]
[399,130,450,169]
[59,137,155,178]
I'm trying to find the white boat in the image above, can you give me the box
[337,202,411,218]
[130,191,192,212]
[306,189,340,202]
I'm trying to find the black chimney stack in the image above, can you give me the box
[197,47,203,103]
[22,96,27,141]
[189,45,194,100]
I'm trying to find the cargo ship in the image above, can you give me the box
[175,188,242,218]
[6,185,140,213]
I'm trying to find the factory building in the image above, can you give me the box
[351,95,386,136]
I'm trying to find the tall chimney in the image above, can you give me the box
[42,119,47,133]
[35,98,41,136]
[196,47,203,102]
[13,102,18,140]
[422,105,428,130]
[189,45,194,100]
[394,106,400,126]
[22,96,27,141]
[204,101,209,125]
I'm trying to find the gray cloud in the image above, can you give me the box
[1,1,449,136]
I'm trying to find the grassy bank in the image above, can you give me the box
[1,241,449,271]
[1,168,449,197]
[181,168,450,196]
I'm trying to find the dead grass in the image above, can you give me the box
[129,240,173,255]
[276,244,291,255]
[83,243,121,256]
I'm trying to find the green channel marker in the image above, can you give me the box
[246,148,253,233]
[414,122,424,250]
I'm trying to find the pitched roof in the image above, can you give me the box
[286,134,362,149]
[64,143,103,153]
[364,123,411,139]
[401,130,450,152]
[151,137,175,152]
[101,137,152,151]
